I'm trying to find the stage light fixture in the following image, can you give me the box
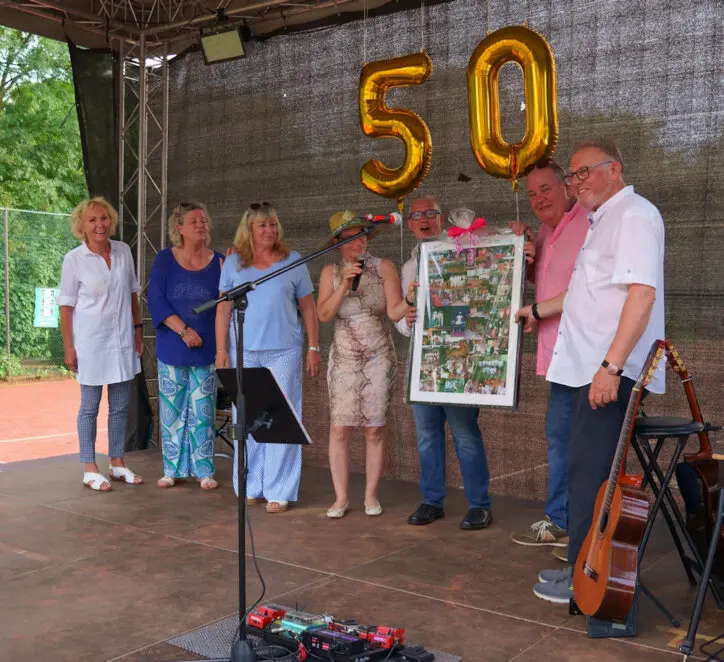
[200,26,246,65]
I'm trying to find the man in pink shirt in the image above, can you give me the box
[509,159,589,560]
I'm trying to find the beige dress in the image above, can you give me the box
[327,255,397,427]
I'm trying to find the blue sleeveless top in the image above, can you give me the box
[148,247,224,366]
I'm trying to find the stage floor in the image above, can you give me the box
[0,450,721,661]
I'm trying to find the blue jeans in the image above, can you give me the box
[545,382,574,530]
[411,404,491,509]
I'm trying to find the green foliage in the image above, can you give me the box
[0,28,87,212]
[0,28,88,378]
[0,210,78,369]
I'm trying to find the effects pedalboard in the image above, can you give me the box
[246,605,435,662]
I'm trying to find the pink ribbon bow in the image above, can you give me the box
[447,217,487,253]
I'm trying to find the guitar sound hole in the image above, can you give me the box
[598,511,609,534]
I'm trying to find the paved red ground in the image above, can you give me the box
[0,378,109,463]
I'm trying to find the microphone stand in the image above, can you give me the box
[182,224,377,662]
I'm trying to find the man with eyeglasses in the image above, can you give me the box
[516,138,665,605]
[396,195,493,531]
[507,159,589,559]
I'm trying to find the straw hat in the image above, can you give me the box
[320,210,377,248]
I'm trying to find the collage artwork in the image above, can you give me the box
[408,234,525,408]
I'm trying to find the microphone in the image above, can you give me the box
[359,212,403,226]
[351,255,366,292]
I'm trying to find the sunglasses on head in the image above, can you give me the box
[249,202,272,211]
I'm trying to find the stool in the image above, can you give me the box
[680,456,724,659]
[632,416,724,615]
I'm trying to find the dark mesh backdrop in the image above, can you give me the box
[160,0,723,502]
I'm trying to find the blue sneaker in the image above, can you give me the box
[533,576,572,604]
[538,566,572,583]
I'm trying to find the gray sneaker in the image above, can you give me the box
[533,576,572,604]
[510,515,568,547]
[538,566,572,583]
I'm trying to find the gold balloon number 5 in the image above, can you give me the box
[467,26,558,188]
[359,50,433,204]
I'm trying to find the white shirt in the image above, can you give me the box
[395,245,420,337]
[57,240,141,386]
[547,186,666,393]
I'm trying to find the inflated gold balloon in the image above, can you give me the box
[467,26,558,189]
[359,51,433,202]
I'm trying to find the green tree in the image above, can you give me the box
[0,28,87,376]
[0,28,86,211]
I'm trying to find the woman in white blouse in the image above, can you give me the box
[58,197,144,491]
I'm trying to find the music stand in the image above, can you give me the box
[216,367,312,447]
[173,223,378,662]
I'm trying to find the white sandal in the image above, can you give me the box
[157,476,175,488]
[83,472,111,491]
[327,501,349,519]
[108,466,143,485]
[365,500,383,516]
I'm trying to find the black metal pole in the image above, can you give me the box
[178,223,379,662]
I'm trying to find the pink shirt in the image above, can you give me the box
[533,202,589,376]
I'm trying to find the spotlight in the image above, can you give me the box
[200,25,246,64]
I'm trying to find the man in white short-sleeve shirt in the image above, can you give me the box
[516,138,665,605]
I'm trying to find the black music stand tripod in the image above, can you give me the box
[174,224,377,662]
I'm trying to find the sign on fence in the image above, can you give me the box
[33,288,60,328]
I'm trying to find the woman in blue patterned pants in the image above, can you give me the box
[148,202,225,489]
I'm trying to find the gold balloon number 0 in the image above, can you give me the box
[359,26,558,200]
[468,26,558,188]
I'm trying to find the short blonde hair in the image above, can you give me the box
[233,203,290,269]
[70,197,119,240]
[167,202,213,247]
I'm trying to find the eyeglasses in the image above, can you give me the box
[408,210,441,220]
[522,157,564,178]
[563,161,614,186]
[249,202,272,211]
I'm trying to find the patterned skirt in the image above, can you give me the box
[327,343,397,428]
[158,360,217,478]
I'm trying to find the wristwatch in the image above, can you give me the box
[179,325,189,338]
[601,360,623,376]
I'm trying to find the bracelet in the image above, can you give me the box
[216,348,228,354]
[179,325,189,338]
[531,303,541,321]
[308,346,320,352]
[405,295,415,307]
[134,323,143,329]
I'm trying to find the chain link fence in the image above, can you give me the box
[0,208,78,380]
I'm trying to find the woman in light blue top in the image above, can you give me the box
[216,203,320,513]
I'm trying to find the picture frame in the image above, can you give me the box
[407,232,526,408]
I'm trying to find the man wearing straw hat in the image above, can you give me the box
[396,195,493,531]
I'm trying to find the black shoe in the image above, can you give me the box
[460,507,492,530]
[407,503,445,526]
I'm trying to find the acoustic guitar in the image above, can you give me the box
[573,339,665,620]
[668,341,724,582]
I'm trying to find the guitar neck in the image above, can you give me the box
[595,340,665,528]
[599,387,642,516]
[665,340,712,457]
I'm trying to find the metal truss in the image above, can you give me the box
[0,0,363,440]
